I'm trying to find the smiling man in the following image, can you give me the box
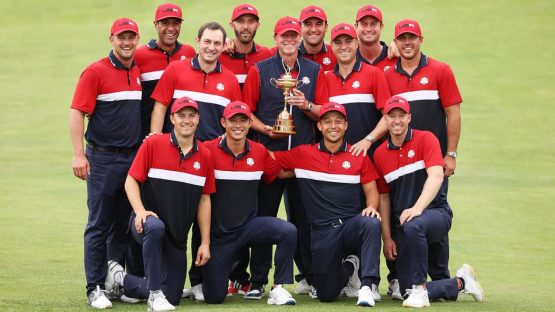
[69,17,142,309]
[135,3,196,138]
[298,5,336,72]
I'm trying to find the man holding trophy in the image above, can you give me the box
[242,16,328,298]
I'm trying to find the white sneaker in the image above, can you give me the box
[87,285,113,309]
[309,286,318,299]
[182,288,191,298]
[294,279,311,294]
[267,285,296,305]
[356,285,375,307]
[190,284,205,301]
[344,255,361,295]
[148,291,175,312]
[456,264,484,302]
[402,285,430,308]
[371,284,381,301]
[387,279,403,300]
[105,260,124,297]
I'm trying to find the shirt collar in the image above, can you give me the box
[229,42,259,59]
[170,131,199,160]
[387,127,414,150]
[217,137,251,160]
[318,138,348,154]
[333,57,362,79]
[272,53,300,71]
[191,55,222,73]
[299,41,328,55]
[108,50,135,69]
[356,41,389,65]
[394,52,428,77]
[147,39,183,56]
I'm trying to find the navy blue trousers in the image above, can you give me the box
[84,147,135,295]
[250,178,312,285]
[396,208,458,300]
[311,215,382,302]
[203,216,296,304]
[123,216,187,305]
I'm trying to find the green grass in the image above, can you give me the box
[0,0,554,311]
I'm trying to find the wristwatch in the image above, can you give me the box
[304,101,313,111]
[446,151,457,159]
[364,134,375,143]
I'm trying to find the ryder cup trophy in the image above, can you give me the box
[270,68,306,135]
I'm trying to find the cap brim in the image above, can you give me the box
[276,28,301,36]
[156,15,183,21]
[396,30,421,38]
[112,29,139,36]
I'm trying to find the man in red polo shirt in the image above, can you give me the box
[220,4,272,89]
[135,3,196,138]
[70,17,142,309]
[298,5,336,72]
[372,96,483,308]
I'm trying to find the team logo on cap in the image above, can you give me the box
[352,81,360,89]
[363,7,378,13]
[323,57,331,65]
[119,21,134,27]
[408,150,415,158]
[216,83,225,91]
[420,77,429,85]
[247,157,255,166]
[302,77,310,85]
[239,6,255,12]
[305,8,321,14]
[342,161,351,169]
[400,23,416,29]
[163,8,179,13]
[383,66,390,72]
[193,161,201,170]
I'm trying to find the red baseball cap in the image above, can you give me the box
[299,5,327,23]
[110,18,139,36]
[274,16,301,36]
[383,96,411,114]
[356,5,383,22]
[231,4,259,22]
[394,19,422,38]
[331,23,357,41]
[223,101,252,119]
[155,3,182,21]
[171,96,199,114]
[319,102,347,120]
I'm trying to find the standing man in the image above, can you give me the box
[242,16,328,299]
[105,97,214,311]
[150,21,242,138]
[372,96,483,308]
[151,21,242,301]
[202,102,297,305]
[70,18,141,309]
[384,19,463,296]
[298,5,336,72]
[135,3,196,138]
[354,5,397,72]
[273,102,382,307]
[325,22,390,157]
[220,4,272,89]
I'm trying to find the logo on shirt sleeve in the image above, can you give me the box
[193,161,201,170]
[216,83,225,91]
[342,161,351,169]
[323,57,331,65]
[383,66,390,72]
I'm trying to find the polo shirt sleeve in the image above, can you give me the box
[262,149,281,184]
[371,150,390,194]
[128,139,152,183]
[242,65,261,111]
[313,68,329,105]
[202,149,216,194]
[273,147,300,171]
[182,45,196,59]
[71,67,100,114]
[151,62,177,106]
[438,64,462,107]
[421,132,445,168]
[376,177,390,194]
[360,155,379,184]
[372,69,391,110]
[230,76,243,102]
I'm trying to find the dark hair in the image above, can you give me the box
[197,22,227,43]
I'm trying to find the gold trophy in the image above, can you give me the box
[270,68,306,135]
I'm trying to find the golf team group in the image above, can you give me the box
[69,2,485,311]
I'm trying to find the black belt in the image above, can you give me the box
[312,217,350,230]
[87,143,137,154]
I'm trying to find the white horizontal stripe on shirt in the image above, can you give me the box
[396,90,439,102]
[140,70,164,82]
[173,90,231,107]
[96,91,142,102]
[384,160,425,184]
[329,93,375,105]
[295,168,360,184]
[214,170,263,181]
[148,168,206,187]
